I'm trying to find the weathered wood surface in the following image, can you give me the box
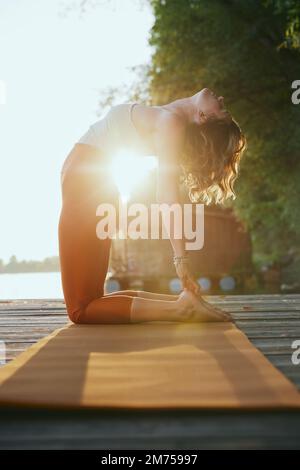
[0,294,299,449]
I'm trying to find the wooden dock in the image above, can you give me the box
[0,294,299,449]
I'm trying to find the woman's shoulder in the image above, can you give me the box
[153,112,187,160]
[155,108,187,143]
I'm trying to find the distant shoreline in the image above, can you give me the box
[0,256,60,274]
[0,270,60,274]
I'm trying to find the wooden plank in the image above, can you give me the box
[232,313,300,319]
[0,326,64,333]
[0,408,299,449]
[0,319,68,326]
[0,333,56,341]
[1,435,300,449]
[236,320,300,327]
[3,317,299,326]
[0,294,299,306]
[2,342,36,349]
[5,305,300,313]
[265,355,298,367]
[238,327,300,337]
[0,308,66,313]
[2,313,300,322]
[220,305,300,311]
[0,294,299,450]
[211,294,300,300]
[1,311,300,321]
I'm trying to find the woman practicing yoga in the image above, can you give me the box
[59,88,246,324]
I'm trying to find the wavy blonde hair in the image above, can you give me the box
[180,116,246,205]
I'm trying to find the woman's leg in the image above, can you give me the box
[59,145,133,324]
[102,291,230,322]
[83,291,183,323]
[71,289,230,324]
[59,144,229,324]
[104,290,178,301]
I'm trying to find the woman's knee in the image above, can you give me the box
[66,294,104,324]
[67,303,88,324]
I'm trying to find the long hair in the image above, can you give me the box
[180,116,246,205]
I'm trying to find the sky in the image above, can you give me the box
[0,0,154,263]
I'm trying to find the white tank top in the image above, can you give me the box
[77,102,154,156]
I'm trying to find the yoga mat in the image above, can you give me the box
[0,322,299,410]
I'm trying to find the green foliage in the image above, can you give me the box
[265,0,300,49]
[148,0,300,259]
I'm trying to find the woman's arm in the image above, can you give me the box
[155,113,186,255]
[153,113,232,320]
[154,113,200,294]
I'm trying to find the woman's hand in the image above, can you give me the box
[174,256,232,320]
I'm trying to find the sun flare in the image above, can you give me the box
[109,150,157,203]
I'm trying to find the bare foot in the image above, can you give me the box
[175,290,231,322]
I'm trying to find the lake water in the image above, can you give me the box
[0,271,121,300]
[0,272,63,300]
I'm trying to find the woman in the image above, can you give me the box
[59,88,246,324]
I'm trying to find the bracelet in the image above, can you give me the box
[173,253,189,264]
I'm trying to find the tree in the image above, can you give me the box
[266,0,300,49]
[148,0,300,261]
